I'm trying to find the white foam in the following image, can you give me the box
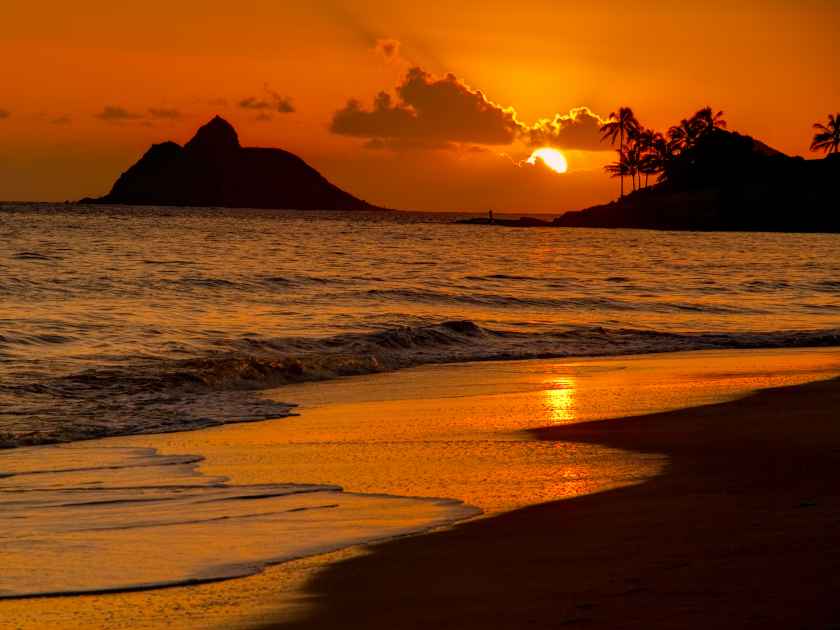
[0,444,479,598]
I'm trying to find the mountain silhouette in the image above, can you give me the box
[81,116,383,211]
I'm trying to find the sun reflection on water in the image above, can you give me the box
[544,376,577,423]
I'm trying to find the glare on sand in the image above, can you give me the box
[527,147,568,173]
[3,348,840,630]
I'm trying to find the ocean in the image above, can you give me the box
[3,203,840,606]
[2,203,839,447]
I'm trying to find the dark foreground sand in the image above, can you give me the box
[262,376,840,630]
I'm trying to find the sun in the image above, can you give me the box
[527,148,568,174]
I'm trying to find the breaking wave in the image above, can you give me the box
[2,320,839,449]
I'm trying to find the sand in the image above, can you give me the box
[2,349,839,629]
[260,374,840,629]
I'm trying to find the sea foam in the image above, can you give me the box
[0,443,479,598]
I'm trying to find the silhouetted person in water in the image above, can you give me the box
[488,210,494,224]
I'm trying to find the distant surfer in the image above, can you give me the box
[488,209,494,224]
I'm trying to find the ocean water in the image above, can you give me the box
[2,203,839,447]
[0,442,477,598]
[2,203,840,609]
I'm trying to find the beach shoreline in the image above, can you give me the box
[258,369,840,629]
[2,348,839,629]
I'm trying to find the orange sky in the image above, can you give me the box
[1,1,838,211]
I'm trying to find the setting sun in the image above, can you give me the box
[527,148,568,173]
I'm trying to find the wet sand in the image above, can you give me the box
[2,349,840,629]
[261,374,840,629]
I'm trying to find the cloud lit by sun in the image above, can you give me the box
[527,148,568,173]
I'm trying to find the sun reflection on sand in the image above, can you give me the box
[544,376,577,423]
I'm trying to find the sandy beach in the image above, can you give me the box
[261,365,840,629]
[3,348,840,629]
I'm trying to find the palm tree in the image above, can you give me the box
[604,149,633,189]
[810,113,840,154]
[667,117,698,155]
[635,129,667,187]
[625,143,642,191]
[691,107,727,135]
[600,107,640,197]
[650,133,674,183]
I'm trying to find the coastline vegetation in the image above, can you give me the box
[600,106,727,197]
[810,113,840,155]
[602,108,840,198]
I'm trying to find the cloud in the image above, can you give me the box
[0,109,10,119]
[148,107,183,120]
[239,87,295,114]
[331,67,523,145]
[373,38,401,62]
[95,106,143,121]
[528,107,609,151]
[51,115,71,125]
[330,67,613,152]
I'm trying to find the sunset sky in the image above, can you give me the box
[2,1,838,211]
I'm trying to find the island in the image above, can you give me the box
[80,116,385,211]
[458,125,840,233]
[555,130,840,232]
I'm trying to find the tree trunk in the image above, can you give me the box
[619,130,624,198]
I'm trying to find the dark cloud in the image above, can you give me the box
[148,107,183,120]
[331,67,523,145]
[0,109,10,119]
[254,112,273,123]
[331,67,612,153]
[51,115,71,125]
[374,38,401,62]
[239,87,295,114]
[528,107,608,151]
[95,106,143,121]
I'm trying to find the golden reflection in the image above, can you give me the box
[544,376,577,423]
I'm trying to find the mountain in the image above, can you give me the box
[81,117,384,211]
[553,130,840,233]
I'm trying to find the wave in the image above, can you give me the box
[0,443,478,599]
[2,320,839,449]
[359,287,767,314]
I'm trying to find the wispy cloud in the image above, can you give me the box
[148,107,183,120]
[95,105,143,121]
[239,86,295,114]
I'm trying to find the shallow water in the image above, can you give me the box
[3,348,839,629]
[0,444,476,599]
[2,205,839,447]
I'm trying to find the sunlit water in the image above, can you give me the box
[3,348,840,627]
[2,204,840,620]
[2,204,839,446]
[0,207,840,616]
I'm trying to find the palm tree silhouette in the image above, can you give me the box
[668,108,726,155]
[600,107,640,197]
[635,129,667,187]
[810,113,840,154]
[604,149,633,188]
[692,107,727,135]
[667,118,698,155]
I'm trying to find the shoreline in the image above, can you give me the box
[2,348,840,629]
[259,371,840,629]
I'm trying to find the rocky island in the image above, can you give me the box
[554,130,840,233]
[81,116,384,211]
[459,112,840,233]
